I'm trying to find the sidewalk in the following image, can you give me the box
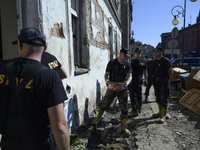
[133,87,178,150]
[81,86,180,150]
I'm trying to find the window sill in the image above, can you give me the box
[74,68,90,76]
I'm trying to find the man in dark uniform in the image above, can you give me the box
[144,53,156,103]
[41,52,68,148]
[153,47,173,123]
[41,52,68,79]
[129,48,147,117]
[0,28,70,149]
[93,48,132,136]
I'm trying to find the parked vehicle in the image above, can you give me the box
[181,57,200,72]
[172,58,182,68]
[177,57,200,72]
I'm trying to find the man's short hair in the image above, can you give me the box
[155,47,164,52]
[120,47,130,57]
[12,28,46,47]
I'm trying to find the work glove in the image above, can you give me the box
[123,81,129,88]
[143,80,147,87]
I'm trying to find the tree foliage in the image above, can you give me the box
[135,40,143,46]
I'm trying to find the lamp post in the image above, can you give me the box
[171,4,185,69]
[171,0,197,69]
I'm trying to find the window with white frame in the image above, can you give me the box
[71,0,79,67]
[71,0,90,75]
[71,0,76,11]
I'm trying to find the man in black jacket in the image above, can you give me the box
[129,48,147,117]
[41,52,68,79]
[144,53,156,103]
[0,28,70,150]
[153,47,173,123]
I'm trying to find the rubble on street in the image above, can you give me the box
[77,85,200,150]
[1,84,200,150]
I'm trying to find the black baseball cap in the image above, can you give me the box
[155,47,164,52]
[135,48,142,53]
[120,47,130,57]
[12,28,46,47]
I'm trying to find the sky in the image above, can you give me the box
[131,0,200,48]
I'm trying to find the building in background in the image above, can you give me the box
[161,11,200,58]
[130,41,154,59]
[160,32,171,50]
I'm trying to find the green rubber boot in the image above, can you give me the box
[92,111,103,124]
[159,107,166,124]
[121,118,131,136]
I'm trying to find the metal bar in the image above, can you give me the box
[182,0,186,69]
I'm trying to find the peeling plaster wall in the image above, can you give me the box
[69,0,122,127]
[41,0,72,86]
[68,0,122,125]
[1,0,121,130]
[41,0,122,129]
[67,0,122,127]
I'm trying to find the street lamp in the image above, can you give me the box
[171,0,197,69]
[172,16,179,26]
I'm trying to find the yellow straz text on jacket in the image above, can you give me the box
[0,74,33,89]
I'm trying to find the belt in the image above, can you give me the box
[149,75,154,77]
[133,75,143,78]
[155,77,168,80]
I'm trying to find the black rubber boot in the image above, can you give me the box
[145,95,148,103]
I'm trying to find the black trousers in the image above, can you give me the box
[1,114,58,150]
[1,135,56,150]
[154,78,170,109]
[145,75,155,97]
[129,77,143,112]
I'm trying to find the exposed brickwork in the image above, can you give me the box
[50,23,65,38]
[85,0,121,50]
[117,34,121,53]
[117,0,121,21]
[95,32,103,49]
[92,0,105,49]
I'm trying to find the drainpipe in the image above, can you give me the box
[16,0,23,34]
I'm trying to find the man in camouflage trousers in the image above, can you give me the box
[93,48,132,136]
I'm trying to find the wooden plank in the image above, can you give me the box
[191,70,200,89]
[170,68,187,80]
[179,88,200,115]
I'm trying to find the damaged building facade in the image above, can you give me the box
[0,0,132,130]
